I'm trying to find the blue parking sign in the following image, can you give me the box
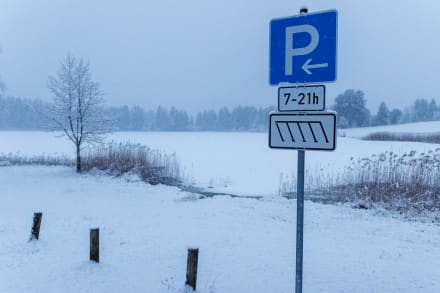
[270,10,337,85]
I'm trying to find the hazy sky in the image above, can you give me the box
[1,0,440,113]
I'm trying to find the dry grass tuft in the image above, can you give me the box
[81,142,181,185]
[279,150,440,221]
[0,142,181,186]
[363,131,440,144]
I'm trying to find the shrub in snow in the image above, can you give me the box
[0,142,181,187]
[0,160,12,166]
[363,131,440,144]
[279,149,440,221]
[331,150,439,219]
[0,153,73,166]
[81,142,181,186]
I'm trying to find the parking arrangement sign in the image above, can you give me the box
[269,112,336,150]
[270,10,337,84]
[268,8,338,293]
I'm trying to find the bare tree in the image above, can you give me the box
[48,54,109,172]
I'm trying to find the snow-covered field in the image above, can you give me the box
[0,129,439,195]
[0,166,439,293]
[1,126,440,292]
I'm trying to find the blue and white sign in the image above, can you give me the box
[270,10,337,85]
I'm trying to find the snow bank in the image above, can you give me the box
[0,166,438,292]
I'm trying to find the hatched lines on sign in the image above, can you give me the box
[275,121,329,143]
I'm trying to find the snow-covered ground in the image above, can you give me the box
[0,166,439,293]
[0,129,439,195]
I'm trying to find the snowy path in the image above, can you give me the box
[0,166,439,292]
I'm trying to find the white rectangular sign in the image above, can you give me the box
[278,85,325,111]
[269,112,336,150]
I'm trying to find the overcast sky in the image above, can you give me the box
[1,0,440,113]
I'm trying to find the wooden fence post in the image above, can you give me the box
[90,228,99,262]
[29,212,43,241]
[185,248,199,291]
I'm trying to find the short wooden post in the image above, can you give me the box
[185,248,199,291]
[29,212,43,241]
[90,228,99,262]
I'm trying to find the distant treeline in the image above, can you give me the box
[0,97,49,130]
[107,105,274,131]
[1,92,440,131]
[0,95,275,131]
[332,89,440,128]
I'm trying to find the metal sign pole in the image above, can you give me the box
[268,6,337,292]
[296,149,305,293]
[296,8,308,293]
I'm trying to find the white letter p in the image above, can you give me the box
[285,24,319,76]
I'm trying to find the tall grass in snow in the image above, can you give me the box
[363,131,440,144]
[0,153,73,166]
[0,142,181,186]
[338,150,440,211]
[280,149,440,220]
[81,142,181,185]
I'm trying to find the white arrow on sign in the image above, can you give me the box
[302,58,328,75]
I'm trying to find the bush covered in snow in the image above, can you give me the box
[81,142,181,185]
[332,150,440,217]
[280,150,440,221]
[0,153,73,166]
[363,131,440,143]
[0,142,181,186]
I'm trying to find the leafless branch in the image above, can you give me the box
[47,54,111,171]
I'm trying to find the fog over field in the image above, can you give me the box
[1,0,440,111]
[1,1,440,292]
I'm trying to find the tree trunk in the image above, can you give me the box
[76,144,81,172]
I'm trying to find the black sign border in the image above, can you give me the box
[277,85,326,112]
[268,112,336,151]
